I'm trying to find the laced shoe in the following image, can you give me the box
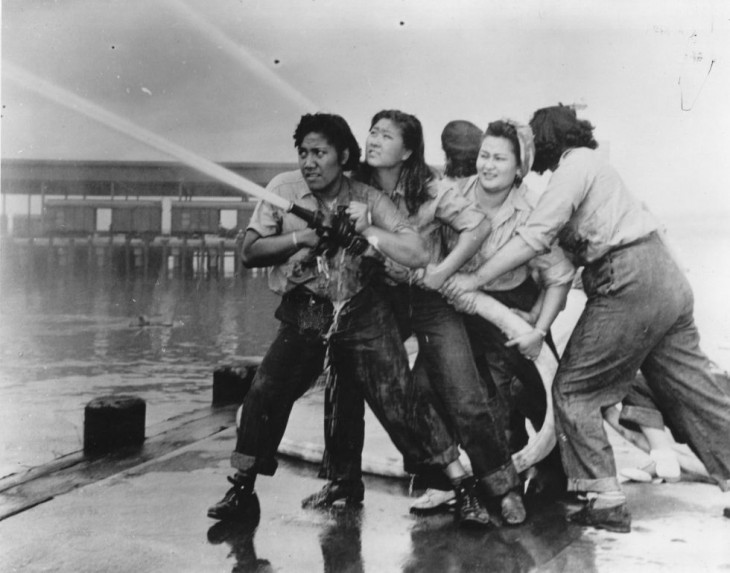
[453,479,492,528]
[409,488,457,515]
[301,479,365,509]
[566,498,632,533]
[207,476,259,520]
[501,490,527,525]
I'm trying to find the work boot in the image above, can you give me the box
[207,476,259,520]
[453,478,492,528]
[566,498,632,533]
[301,479,365,509]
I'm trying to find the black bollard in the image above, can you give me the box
[84,395,146,455]
[212,358,262,406]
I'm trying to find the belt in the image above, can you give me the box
[282,288,331,307]
[608,231,657,255]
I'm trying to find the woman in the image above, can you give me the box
[444,104,730,533]
[208,113,444,522]
[308,109,527,526]
[455,119,574,498]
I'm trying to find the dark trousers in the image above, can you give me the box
[232,287,458,476]
[554,234,730,493]
[462,278,564,475]
[322,283,519,495]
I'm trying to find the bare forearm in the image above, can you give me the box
[472,235,537,288]
[534,283,570,334]
[241,229,310,268]
[433,221,490,280]
[364,227,429,268]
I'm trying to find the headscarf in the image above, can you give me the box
[441,120,483,162]
[500,118,535,181]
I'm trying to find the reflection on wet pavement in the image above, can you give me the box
[319,507,365,573]
[207,497,274,573]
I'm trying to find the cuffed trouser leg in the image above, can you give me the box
[409,288,519,493]
[553,266,648,493]
[555,235,730,493]
[232,321,326,475]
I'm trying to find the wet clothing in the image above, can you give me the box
[323,177,521,495]
[248,170,409,300]
[525,149,730,493]
[233,286,458,475]
[232,172,459,477]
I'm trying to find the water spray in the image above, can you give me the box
[4,63,365,252]
[161,0,318,112]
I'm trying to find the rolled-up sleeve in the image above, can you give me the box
[516,156,591,252]
[434,182,486,232]
[368,190,414,234]
[247,199,282,238]
[529,245,576,287]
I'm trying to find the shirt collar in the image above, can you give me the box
[491,184,530,228]
[296,173,353,204]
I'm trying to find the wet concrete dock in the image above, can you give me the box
[1,388,728,573]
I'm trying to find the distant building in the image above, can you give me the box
[0,159,296,237]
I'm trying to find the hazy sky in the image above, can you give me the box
[2,0,730,217]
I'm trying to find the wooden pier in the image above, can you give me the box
[1,234,249,279]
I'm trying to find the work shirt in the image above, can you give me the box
[247,170,412,301]
[384,177,487,282]
[457,176,575,291]
[516,148,658,266]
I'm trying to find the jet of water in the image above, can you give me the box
[162,0,319,112]
[3,61,291,211]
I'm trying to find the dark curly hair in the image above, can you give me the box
[484,120,524,186]
[529,104,598,174]
[357,109,433,215]
[293,113,361,172]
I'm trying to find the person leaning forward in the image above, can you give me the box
[207,112,474,523]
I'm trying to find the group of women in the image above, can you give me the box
[304,104,730,533]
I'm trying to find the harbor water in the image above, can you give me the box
[0,253,279,478]
[0,213,728,480]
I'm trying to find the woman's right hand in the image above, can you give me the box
[346,201,371,234]
[295,227,321,249]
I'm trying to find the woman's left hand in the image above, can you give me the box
[442,272,479,300]
[505,329,545,361]
[347,201,371,233]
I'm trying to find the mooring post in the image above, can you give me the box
[212,357,262,406]
[84,395,146,456]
